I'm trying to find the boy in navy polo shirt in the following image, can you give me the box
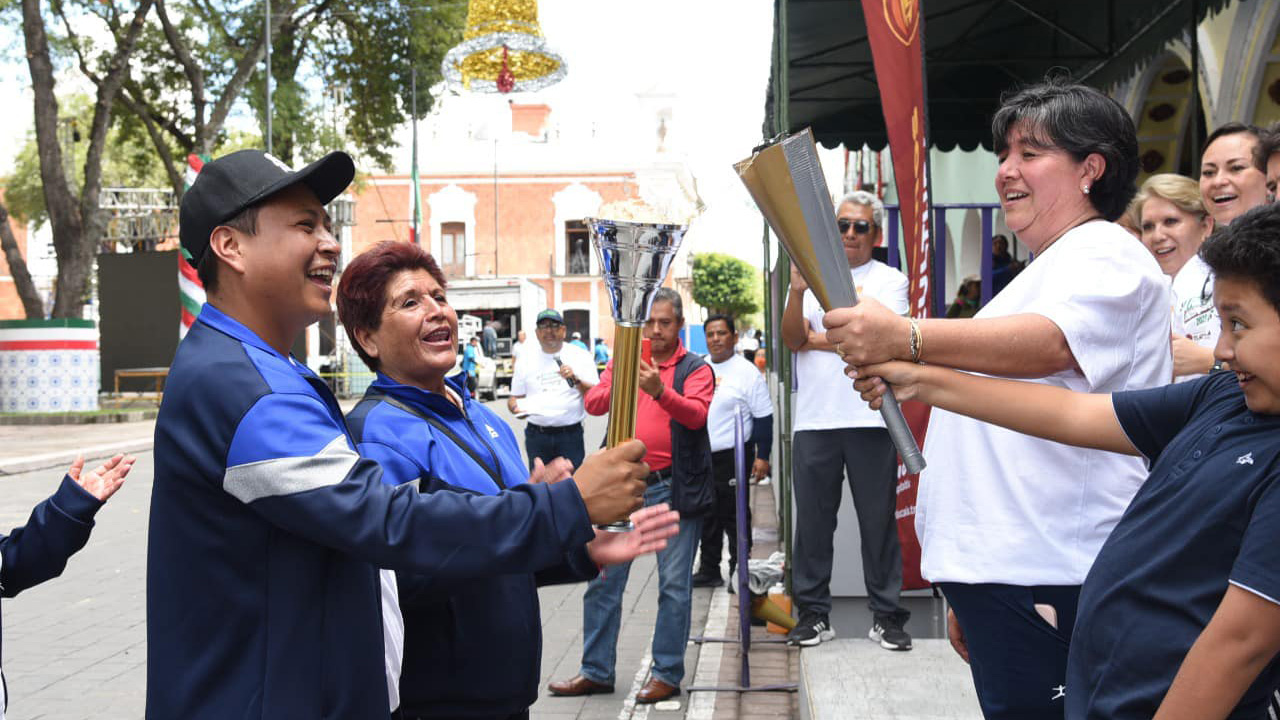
[848,203,1280,718]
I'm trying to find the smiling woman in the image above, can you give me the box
[1132,173,1220,380]
[334,240,680,720]
[822,79,1173,719]
[1199,123,1268,229]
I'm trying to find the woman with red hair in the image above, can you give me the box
[337,241,679,720]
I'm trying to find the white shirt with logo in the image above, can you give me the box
[510,343,599,427]
[706,354,774,453]
[917,220,1173,586]
[793,259,909,432]
[1170,254,1220,382]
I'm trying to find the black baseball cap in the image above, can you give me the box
[179,149,355,267]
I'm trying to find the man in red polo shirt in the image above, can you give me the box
[548,288,715,704]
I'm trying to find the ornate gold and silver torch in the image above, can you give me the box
[587,218,686,530]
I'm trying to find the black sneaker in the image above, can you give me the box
[691,570,723,588]
[869,613,913,651]
[786,613,835,647]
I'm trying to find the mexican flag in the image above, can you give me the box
[409,140,424,245]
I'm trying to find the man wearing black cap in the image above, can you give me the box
[147,150,651,719]
[508,308,599,470]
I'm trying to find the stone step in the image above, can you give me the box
[798,639,982,720]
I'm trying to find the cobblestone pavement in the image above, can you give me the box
[0,401,800,719]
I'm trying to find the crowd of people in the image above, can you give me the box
[4,76,1280,720]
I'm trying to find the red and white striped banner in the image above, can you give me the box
[180,154,208,338]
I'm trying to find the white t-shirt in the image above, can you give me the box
[1170,254,1220,382]
[793,259,909,432]
[707,354,774,453]
[510,343,599,427]
[380,569,403,712]
[917,220,1173,586]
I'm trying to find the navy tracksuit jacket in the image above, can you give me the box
[146,304,595,719]
[348,374,597,718]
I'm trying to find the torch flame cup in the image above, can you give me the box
[588,218,686,531]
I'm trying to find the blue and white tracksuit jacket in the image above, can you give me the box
[1,476,103,720]
[347,374,597,719]
[146,304,595,719]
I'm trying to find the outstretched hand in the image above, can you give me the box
[526,457,574,485]
[585,503,681,567]
[849,361,925,410]
[68,453,135,502]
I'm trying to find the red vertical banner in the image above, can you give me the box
[860,0,933,589]
[860,0,931,318]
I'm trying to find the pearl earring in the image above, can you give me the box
[1082,185,1091,195]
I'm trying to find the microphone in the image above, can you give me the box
[553,355,576,387]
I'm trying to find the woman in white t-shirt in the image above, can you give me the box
[1132,173,1220,381]
[823,81,1172,719]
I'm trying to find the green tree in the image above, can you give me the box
[85,0,466,195]
[1,91,175,318]
[19,0,154,318]
[4,95,171,228]
[4,0,464,317]
[690,252,760,319]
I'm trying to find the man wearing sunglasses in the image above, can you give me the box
[780,190,913,651]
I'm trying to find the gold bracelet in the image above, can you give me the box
[908,318,922,363]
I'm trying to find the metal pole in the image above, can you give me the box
[412,66,419,244]
[775,0,794,599]
[493,137,499,277]
[265,0,272,154]
[1189,0,1201,167]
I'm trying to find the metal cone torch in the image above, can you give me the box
[587,218,686,531]
[735,129,926,474]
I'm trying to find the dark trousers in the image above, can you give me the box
[938,582,1079,720]
[524,422,585,470]
[791,427,904,618]
[696,445,754,576]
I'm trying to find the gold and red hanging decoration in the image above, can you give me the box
[441,0,567,94]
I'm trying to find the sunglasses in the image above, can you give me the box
[837,218,874,235]
[536,322,562,330]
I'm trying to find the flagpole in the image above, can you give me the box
[265,0,272,155]
[411,66,420,246]
[918,5,935,319]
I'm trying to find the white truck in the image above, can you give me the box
[447,277,547,399]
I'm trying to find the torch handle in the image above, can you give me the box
[599,324,644,532]
[878,384,926,474]
[605,325,643,448]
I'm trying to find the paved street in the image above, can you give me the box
[0,404,737,719]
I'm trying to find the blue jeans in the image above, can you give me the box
[523,423,585,471]
[580,479,703,687]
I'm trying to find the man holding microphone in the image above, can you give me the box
[509,309,599,470]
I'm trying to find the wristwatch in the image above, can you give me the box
[1211,359,1225,373]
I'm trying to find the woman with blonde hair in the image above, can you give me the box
[1132,173,1219,380]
